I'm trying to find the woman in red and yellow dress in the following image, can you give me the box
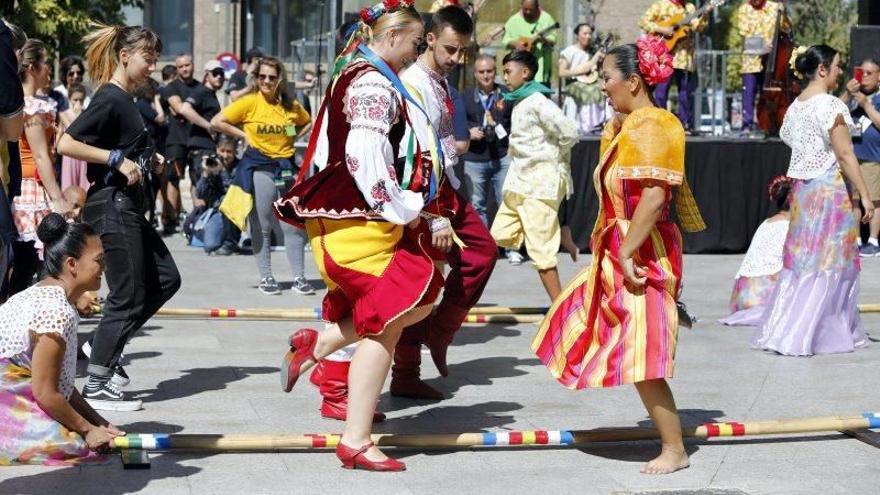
[273,0,443,472]
[532,37,705,475]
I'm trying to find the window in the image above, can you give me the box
[147,0,194,56]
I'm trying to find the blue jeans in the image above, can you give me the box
[463,156,510,226]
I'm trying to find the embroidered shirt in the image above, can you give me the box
[504,92,579,200]
[400,59,461,189]
[312,69,424,224]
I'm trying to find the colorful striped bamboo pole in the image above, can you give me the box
[111,412,880,452]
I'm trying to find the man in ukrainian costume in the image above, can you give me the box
[274,0,444,471]
[389,5,499,400]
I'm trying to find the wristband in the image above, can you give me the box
[107,149,124,169]
[429,216,451,233]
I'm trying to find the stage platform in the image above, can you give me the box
[566,136,791,253]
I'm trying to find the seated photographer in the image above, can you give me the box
[187,136,240,256]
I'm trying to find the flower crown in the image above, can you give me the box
[788,45,808,80]
[768,175,792,201]
[636,35,674,87]
[360,0,416,26]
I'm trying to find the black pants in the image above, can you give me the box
[83,187,181,377]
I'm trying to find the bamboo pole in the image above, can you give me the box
[92,304,880,321]
[111,412,880,452]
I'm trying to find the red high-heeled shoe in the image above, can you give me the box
[336,442,405,472]
[280,328,318,392]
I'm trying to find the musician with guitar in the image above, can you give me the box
[640,0,716,132]
[559,23,608,134]
[501,0,558,85]
[737,0,790,134]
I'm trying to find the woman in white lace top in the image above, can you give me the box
[720,176,791,326]
[751,45,873,356]
[0,213,123,464]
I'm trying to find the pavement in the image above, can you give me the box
[1,235,878,495]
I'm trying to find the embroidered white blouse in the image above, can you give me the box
[312,67,424,225]
[504,92,580,200]
[735,218,790,278]
[0,285,79,399]
[780,94,858,180]
[400,60,461,190]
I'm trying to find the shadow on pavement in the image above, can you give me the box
[378,356,541,412]
[133,366,277,403]
[452,324,523,347]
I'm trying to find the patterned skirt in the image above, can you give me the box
[12,178,51,246]
[304,218,443,337]
[532,218,682,389]
[0,358,105,465]
[752,167,867,355]
[718,273,780,327]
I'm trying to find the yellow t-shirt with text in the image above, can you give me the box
[221,92,310,159]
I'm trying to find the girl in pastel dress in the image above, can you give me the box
[0,214,123,465]
[720,176,791,326]
[752,45,874,356]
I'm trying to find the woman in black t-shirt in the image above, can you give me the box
[57,24,180,412]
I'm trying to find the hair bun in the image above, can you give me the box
[37,213,70,247]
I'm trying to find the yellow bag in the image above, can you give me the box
[218,185,253,231]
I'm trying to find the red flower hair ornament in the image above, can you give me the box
[635,35,674,87]
[360,0,416,26]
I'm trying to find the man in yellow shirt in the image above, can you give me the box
[502,0,558,85]
[737,0,789,132]
[640,0,712,132]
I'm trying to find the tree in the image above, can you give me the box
[8,0,143,59]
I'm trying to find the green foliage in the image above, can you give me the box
[10,0,143,58]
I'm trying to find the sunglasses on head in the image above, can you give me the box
[257,73,278,82]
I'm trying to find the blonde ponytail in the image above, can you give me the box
[82,22,163,85]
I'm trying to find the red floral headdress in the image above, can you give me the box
[360,0,417,26]
[635,35,674,87]
[768,175,792,201]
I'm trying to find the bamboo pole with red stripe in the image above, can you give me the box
[111,412,880,452]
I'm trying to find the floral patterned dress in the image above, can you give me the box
[752,95,867,355]
[532,107,705,389]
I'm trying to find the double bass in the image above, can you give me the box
[756,7,799,136]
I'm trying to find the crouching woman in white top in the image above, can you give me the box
[0,213,123,465]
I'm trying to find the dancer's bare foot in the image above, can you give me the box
[640,446,689,474]
[561,226,579,262]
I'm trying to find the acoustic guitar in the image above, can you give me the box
[576,33,615,84]
[655,0,727,51]
[518,22,560,52]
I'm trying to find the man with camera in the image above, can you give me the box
[461,54,516,260]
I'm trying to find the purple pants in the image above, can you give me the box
[654,68,693,129]
[743,71,765,130]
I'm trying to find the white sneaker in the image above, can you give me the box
[507,251,524,265]
[80,342,130,387]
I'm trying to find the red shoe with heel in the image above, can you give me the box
[280,328,318,392]
[336,442,405,472]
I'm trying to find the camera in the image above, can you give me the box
[204,153,221,168]
[483,124,497,143]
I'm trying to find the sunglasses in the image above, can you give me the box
[67,70,82,77]
[257,74,278,82]
[210,69,225,78]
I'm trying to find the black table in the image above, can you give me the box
[564,137,791,254]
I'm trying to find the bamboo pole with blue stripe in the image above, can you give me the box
[111,412,880,452]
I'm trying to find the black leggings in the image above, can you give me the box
[82,187,181,377]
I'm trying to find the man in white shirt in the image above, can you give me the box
[391,6,498,400]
